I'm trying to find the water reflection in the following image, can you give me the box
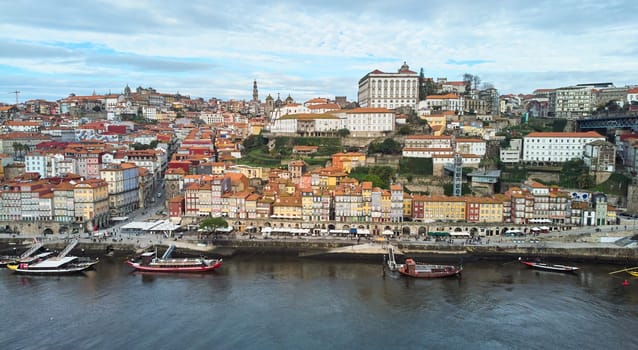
[1,257,637,349]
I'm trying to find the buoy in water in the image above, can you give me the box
[623,279,630,286]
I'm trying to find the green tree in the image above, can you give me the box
[463,73,473,94]
[12,142,21,158]
[559,159,591,189]
[349,166,396,189]
[362,174,386,188]
[418,68,426,100]
[398,125,412,135]
[131,142,156,150]
[368,138,402,155]
[552,119,567,132]
[336,128,350,138]
[243,134,265,152]
[199,217,229,233]
[577,173,595,189]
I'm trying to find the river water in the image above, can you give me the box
[1,256,637,350]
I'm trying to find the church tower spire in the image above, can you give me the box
[253,80,258,102]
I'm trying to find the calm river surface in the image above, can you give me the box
[1,256,637,350]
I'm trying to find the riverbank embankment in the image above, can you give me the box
[1,235,636,264]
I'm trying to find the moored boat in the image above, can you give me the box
[397,258,463,278]
[126,247,222,273]
[6,251,56,267]
[1,255,20,267]
[385,245,462,278]
[6,256,99,275]
[518,257,579,273]
[1,240,46,267]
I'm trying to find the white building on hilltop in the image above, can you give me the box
[523,131,605,163]
[358,62,419,110]
[268,108,395,137]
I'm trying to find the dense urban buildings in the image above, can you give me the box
[0,64,636,237]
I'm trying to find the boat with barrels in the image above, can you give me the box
[126,245,222,273]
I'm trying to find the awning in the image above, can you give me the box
[381,230,394,236]
[428,231,449,237]
[450,231,470,237]
[539,226,550,231]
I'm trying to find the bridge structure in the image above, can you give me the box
[576,114,638,131]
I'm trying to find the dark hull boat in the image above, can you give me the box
[126,245,222,273]
[7,257,98,275]
[519,257,579,273]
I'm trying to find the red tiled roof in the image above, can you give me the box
[342,108,393,114]
[426,93,461,99]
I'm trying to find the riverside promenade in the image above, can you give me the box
[1,227,637,264]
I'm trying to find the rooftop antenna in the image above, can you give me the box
[9,90,20,105]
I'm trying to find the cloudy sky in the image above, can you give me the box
[1,0,637,104]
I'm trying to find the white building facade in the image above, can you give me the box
[358,62,419,110]
[339,108,395,136]
[523,131,606,163]
[422,94,464,112]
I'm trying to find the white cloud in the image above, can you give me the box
[0,0,637,103]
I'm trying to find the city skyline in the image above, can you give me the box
[1,0,637,104]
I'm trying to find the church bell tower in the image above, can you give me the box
[253,80,259,102]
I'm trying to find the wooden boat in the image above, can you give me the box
[6,251,56,267]
[397,258,462,278]
[385,245,461,278]
[126,246,222,273]
[0,255,19,267]
[6,256,99,275]
[518,257,579,273]
[1,240,46,267]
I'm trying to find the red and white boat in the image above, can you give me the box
[386,245,462,278]
[397,258,463,278]
[518,257,579,273]
[126,247,222,273]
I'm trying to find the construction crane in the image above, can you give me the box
[9,90,20,105]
